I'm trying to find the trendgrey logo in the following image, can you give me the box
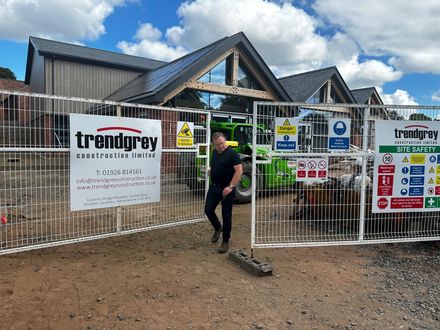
[75,126,158,152]
[394,125,438,141]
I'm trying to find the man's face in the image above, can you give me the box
[213,136,228,153]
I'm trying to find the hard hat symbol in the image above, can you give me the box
[333,121,346,135]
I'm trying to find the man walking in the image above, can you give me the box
[205,132,243,253]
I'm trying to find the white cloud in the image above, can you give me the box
[376,87,418,105]
[119,0,329,72]
[313,0,440,74]
[432,90,440,102]
[117,23,187,61]
[338,56,402,89]
[116,0,400,88]
[0,0,125,42]
[322,32,402,89]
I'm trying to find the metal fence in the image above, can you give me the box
[0,90,210,254]
[252,102,440,248]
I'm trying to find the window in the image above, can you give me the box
[307,88,326,104]
[328,87,343,103]
[173,89,252,114]
[300,109,334,152]
[237,60,263,90]
[198,56,233,85]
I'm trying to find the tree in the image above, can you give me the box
[408,113,432,121]
[0,67,16,80]
[387,109,405,120]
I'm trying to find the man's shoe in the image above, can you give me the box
[211,226,222,243]
[218,241,229,254]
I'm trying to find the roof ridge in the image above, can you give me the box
[351,86,375,91]
[29,36,166,64]
[278,65,337,80]
[152,35,229,69]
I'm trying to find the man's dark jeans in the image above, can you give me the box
[204,184,235,242]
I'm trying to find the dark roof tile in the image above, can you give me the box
[106,32,290,103]
[278,66,356,104]
[25,36,167,83]
[351,87,381,104]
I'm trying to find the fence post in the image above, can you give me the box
[205,112,211,197]
[359,106,370,242]
[251,101,258,255]
[116,104,122,233]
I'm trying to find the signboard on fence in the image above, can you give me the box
[274,117,298,151]
[70,114,162,211]
[176,121,194,147]
[295,157,328,182]
[328,118,351,151]
[372,120,440,213]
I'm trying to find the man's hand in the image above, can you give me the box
[222,186,233,197]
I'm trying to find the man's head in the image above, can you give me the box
[212,132,228,153]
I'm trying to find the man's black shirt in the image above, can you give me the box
[210,147,241,187]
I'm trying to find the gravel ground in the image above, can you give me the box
[365,242,440,329]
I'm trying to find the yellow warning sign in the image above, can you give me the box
[276,119,297,134]
[178,122,193,138]
[429,178,435,184]
[430,167,435,173]
[410,154,425,164]
[436,176,440,185]
[437,165,440,174]
[402,156,409,163]
[177,121,194,147]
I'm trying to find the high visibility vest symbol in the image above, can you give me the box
[178,122,193,137]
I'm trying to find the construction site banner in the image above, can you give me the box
[372,120,440,213]
[70,114,162,211]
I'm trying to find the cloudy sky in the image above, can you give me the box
[0,0,439,105]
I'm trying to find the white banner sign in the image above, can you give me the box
[372,120,440,213]
[70,114,162,211]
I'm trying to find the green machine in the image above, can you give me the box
[180,120,297,203]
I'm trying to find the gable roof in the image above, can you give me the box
[25,36,167,84]
[278,66,356,103]
[351,87,384,104]
[105,32,291,103]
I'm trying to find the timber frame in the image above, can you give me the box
[161,47,277,105]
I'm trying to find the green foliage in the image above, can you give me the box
[408,112,432,121]
[387,110,405,120]
[0,67,16,80]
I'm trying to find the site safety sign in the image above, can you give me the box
[274,117,298,151]
[295,157,328,182]
[372,120,440,213]
[328,118,351,151]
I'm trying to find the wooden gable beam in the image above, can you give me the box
[160,47,278,105]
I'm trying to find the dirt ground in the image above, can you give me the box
[1,203,439,330]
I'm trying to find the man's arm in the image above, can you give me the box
[230,163,243,187]
[223,163,243,197]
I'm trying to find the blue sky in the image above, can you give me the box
[0,0,439,105]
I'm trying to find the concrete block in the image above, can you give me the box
[229,249,273,277]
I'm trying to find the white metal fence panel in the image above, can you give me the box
[0,90,210,254]
[252,102,440,248]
